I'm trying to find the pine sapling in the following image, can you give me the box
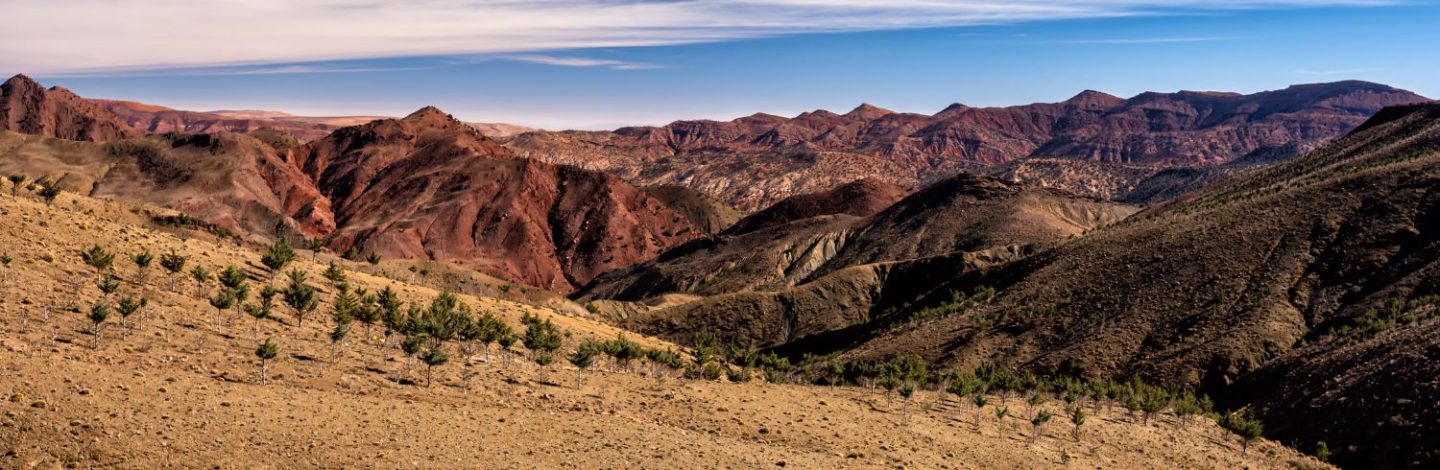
[88,302,110,346]
[1069,405,1086,441]
[115,295,147,337]
[971,392,989,432]
[420,345,449,386]
[1030,410,1054,443]
[255,338,279,384]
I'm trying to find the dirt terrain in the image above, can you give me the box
[0,181,1324,469]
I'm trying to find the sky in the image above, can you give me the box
[4,1,1438,130]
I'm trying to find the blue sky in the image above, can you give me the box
[6,1,1437,129]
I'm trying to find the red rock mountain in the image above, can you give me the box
[0,74,140,141]
[507,81,1428,210]
[0,75,698,292]
[286,107,700,291]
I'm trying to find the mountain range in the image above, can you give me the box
[507,81,1426,210]
[4,70,1440,467]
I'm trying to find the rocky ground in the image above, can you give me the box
[0,191,1327,469]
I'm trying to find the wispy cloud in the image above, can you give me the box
[38,63,423,78]
[0,0,1400,74]
[1294,67,1376,75]
[501,55,664,70]
[1049,36,1242,45]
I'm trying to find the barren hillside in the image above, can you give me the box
[0,183,1323,469]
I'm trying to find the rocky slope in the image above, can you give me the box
[291,106,700,292]
[832,102,1440,468]
[579,174,1135,349]
[507,82,1427,210]
[0,76,699,292]
[642,185,742,236]
[0,189,1323,470]
[0,74,140,141]
[0,130,331,239]
[724,178,908,236]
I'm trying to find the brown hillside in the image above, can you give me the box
[724,178,907,236]
[583,174,1134,350]
[0,75,140,141]
[0,176,1324,470]
[642,185,742,236]
[834,102,1440,468]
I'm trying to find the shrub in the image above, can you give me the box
[37,181,62,204]
[1219,412,1264,454]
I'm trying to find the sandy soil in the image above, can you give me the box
[0,191,1328,469]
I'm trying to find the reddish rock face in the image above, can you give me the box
[94,100,362,142]
[292,107,700,292]
[508,81,1429,208]
[0,74,140,141]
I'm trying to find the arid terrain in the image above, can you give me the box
[2,71,1437,469]
[0,182,1325,469]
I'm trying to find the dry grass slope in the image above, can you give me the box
[0,187,1323,469]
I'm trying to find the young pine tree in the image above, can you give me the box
[401,333,426,379]
[1220,412,1264,454]
[189,265,211,297]
[260,238,296,274]
[159,251,187,291]
[209,289,236,332]
[81,245,115,275]
[898,383,916,425]
[245,302,271,341]
[255,338,279,384]
[323,262,346,287]
[1069,405,1086,442]
[971,392,989,432]
[420,345,449,386]
[97,275,121,299]
[88,302,110,346]
[115,295,147,337]
[1030,410,1054,444]
[283,269,318,328]
[129,251,154,286]
[568,341,600,388]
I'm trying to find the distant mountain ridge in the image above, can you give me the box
[1,74,533,142]
[506,81,1428,210]
[0,75,696,292]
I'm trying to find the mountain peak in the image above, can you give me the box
[843,103,894,120]
[1064,90,1123,108]
[403,106,452,122]
[2,73,42,92]
[935,102,972,117]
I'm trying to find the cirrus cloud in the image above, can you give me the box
[0,0,1400,74]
